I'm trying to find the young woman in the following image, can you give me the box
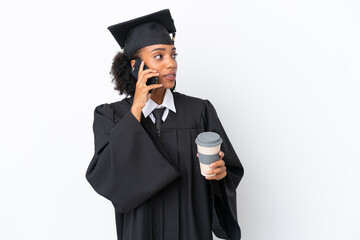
[86,9,244,240]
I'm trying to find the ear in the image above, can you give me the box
[130,59,136,69]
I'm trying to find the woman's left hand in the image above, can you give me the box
[197,151,227,180]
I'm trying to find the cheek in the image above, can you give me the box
[146,59,161,70]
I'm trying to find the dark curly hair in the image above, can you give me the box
[110,50,176,97]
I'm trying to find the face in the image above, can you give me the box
[132,44,178,89]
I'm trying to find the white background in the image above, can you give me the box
[1,0,359,239]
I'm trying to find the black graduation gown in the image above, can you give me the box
[86,91,244,240]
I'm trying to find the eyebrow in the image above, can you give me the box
[151,47,176,52]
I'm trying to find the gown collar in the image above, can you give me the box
[142,89,176,118]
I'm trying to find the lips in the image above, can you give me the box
[163,73,176,81]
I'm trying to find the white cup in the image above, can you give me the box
[195,132,223,177]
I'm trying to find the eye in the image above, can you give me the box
[154,54,162,59]
[172,53,178,59]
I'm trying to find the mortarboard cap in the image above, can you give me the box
[108,9,176,58]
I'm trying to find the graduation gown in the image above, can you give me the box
[86,91,244,240]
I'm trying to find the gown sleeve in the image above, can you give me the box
[201,100,245,240]
[86,103,180,213]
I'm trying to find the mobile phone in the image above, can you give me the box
[131,58,158,93]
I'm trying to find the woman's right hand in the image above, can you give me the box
[131,61,163,122]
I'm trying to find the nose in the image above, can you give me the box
[166,56,176,69]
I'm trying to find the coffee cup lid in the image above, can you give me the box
[195,132,223,147]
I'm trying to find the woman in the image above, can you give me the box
[86,9,244,240]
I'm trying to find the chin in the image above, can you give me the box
[165,80,176,89]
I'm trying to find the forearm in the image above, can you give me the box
[131,105,142,122]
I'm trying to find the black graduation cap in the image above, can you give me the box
[108,9,176,58]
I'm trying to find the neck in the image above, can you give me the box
[150,88,166,105]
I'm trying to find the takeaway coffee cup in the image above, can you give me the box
[195,132,223,177]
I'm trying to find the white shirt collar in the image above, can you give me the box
[142,89,176,118]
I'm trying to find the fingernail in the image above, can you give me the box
[210,164,213,168]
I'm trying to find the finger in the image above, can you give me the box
[206,171,227,180]
[147,83,163,91]
[138,60,145,75]
[218,151,224,161]
[216,171,227,180]
[209,160,225,168]
[139,71,160,85]
[206,166,225,176]
[138,64,157,83]
[139,69,158,82]
[139,69,156,77]
[139,68,157,76]
[143,71,159,80]
[206,165,226,175]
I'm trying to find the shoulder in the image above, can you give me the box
[94,97,133,122]
[173,91,214,113]
[173,91,212,108]
[173,91,204,103]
